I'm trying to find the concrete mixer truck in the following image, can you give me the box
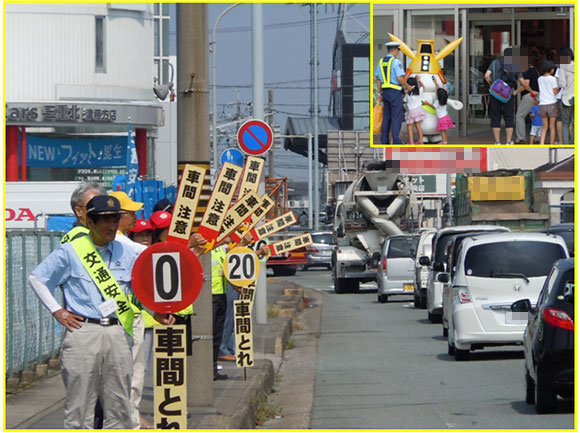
[332,162,413,293]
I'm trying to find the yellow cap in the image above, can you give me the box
[108,191,143,212]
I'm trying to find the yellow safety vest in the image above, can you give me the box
[380,56,402,90]
[70,236,134,336]
[211,246,227,295]
[61,225,89,245]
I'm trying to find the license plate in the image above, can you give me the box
[404,284,414,292]
[505,311,528,325]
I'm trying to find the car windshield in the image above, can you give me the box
[312,233,333,244]
[465,241,567,278]
[433,234,455,263]
[387,237,419,259]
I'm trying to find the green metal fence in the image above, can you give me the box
[5,230,66,378]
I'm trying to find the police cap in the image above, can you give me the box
[386,41,401,49]
[86,195,122,216]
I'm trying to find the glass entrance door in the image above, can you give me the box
[468,21,511,126]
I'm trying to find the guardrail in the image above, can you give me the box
[5,230,66,378]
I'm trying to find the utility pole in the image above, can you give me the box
[177,3,213,407]
[310,3,320,230]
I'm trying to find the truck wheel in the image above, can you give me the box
[378,294,388,303]
[420,296,427,309]
[413,294,420,308]
[334,278,358,294]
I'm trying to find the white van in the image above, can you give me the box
[442,232,569,361]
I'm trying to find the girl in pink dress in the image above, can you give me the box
[422,77,454,144]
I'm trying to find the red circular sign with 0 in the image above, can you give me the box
[132,241,203,314]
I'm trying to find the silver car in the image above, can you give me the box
[377,234,420,303]
[304,231,333,270]
[414,229,436,309]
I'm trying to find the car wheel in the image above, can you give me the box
[413,294,420,308]
[535,367,557,413]
[420,296,427,309]
[428,311,441,323]
[447,341,455,356]
[378,294,388,303]
[454,348,470,361]
[443,326,448,337]
[525,368,535,404]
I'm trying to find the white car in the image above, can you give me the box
[377,234,420,303]
[443,232,569,361]
[422,225,509,323]
[413,229,436,309]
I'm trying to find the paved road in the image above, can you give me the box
[293,270,574,430]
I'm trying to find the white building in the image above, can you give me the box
[5,3,164,186]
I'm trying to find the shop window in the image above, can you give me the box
[95,16,106,72]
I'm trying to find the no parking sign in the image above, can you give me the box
[237,120,273,156]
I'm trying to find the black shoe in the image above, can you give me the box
[214,372,228,381]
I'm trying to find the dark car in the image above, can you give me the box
[541,224,574,257]
[511,258,575,413]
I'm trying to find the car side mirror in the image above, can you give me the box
[419,256,430,266]
[433,262,445,273]
[511,299,532,313]
[437,273,450,284]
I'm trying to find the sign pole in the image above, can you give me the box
[177,3,213,407]
[252,5,268,325]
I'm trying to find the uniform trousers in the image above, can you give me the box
[212,294,227,372]
[381,88,404,144]
[61,322,133,429]
[219,282,239,357]
[130,314,145,429]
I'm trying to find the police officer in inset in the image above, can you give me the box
[376,41,414,144]
[28,195,174,429]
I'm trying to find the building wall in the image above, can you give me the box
[5,3,155,102]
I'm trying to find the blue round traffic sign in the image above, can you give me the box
[220,148,245,167]
[237,120,273,156]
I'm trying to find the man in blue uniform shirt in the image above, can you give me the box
[375,41,414,144]
[28,195,173,429]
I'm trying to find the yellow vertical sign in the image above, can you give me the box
[197,162,244,249]
[216,191,262,244]
[153,325,187,429]
[239,156,265,196]
[249,211,297,242]
[229,194,275,246]
[167,165,207,243]
[234,299,254,368]
[267,233,313,257]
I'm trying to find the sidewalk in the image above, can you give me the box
[5,277,307,430]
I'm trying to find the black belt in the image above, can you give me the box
[81,317,119,326]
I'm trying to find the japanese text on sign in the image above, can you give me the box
[198,162,243,244]
[230,195,275,246]
[167,165,207,243]
[154,325,187,429]
[239,156,265,196]
[234,299,254,368]
[250,211,297,242]
[268,233,313,256]
[216,191,262,243]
